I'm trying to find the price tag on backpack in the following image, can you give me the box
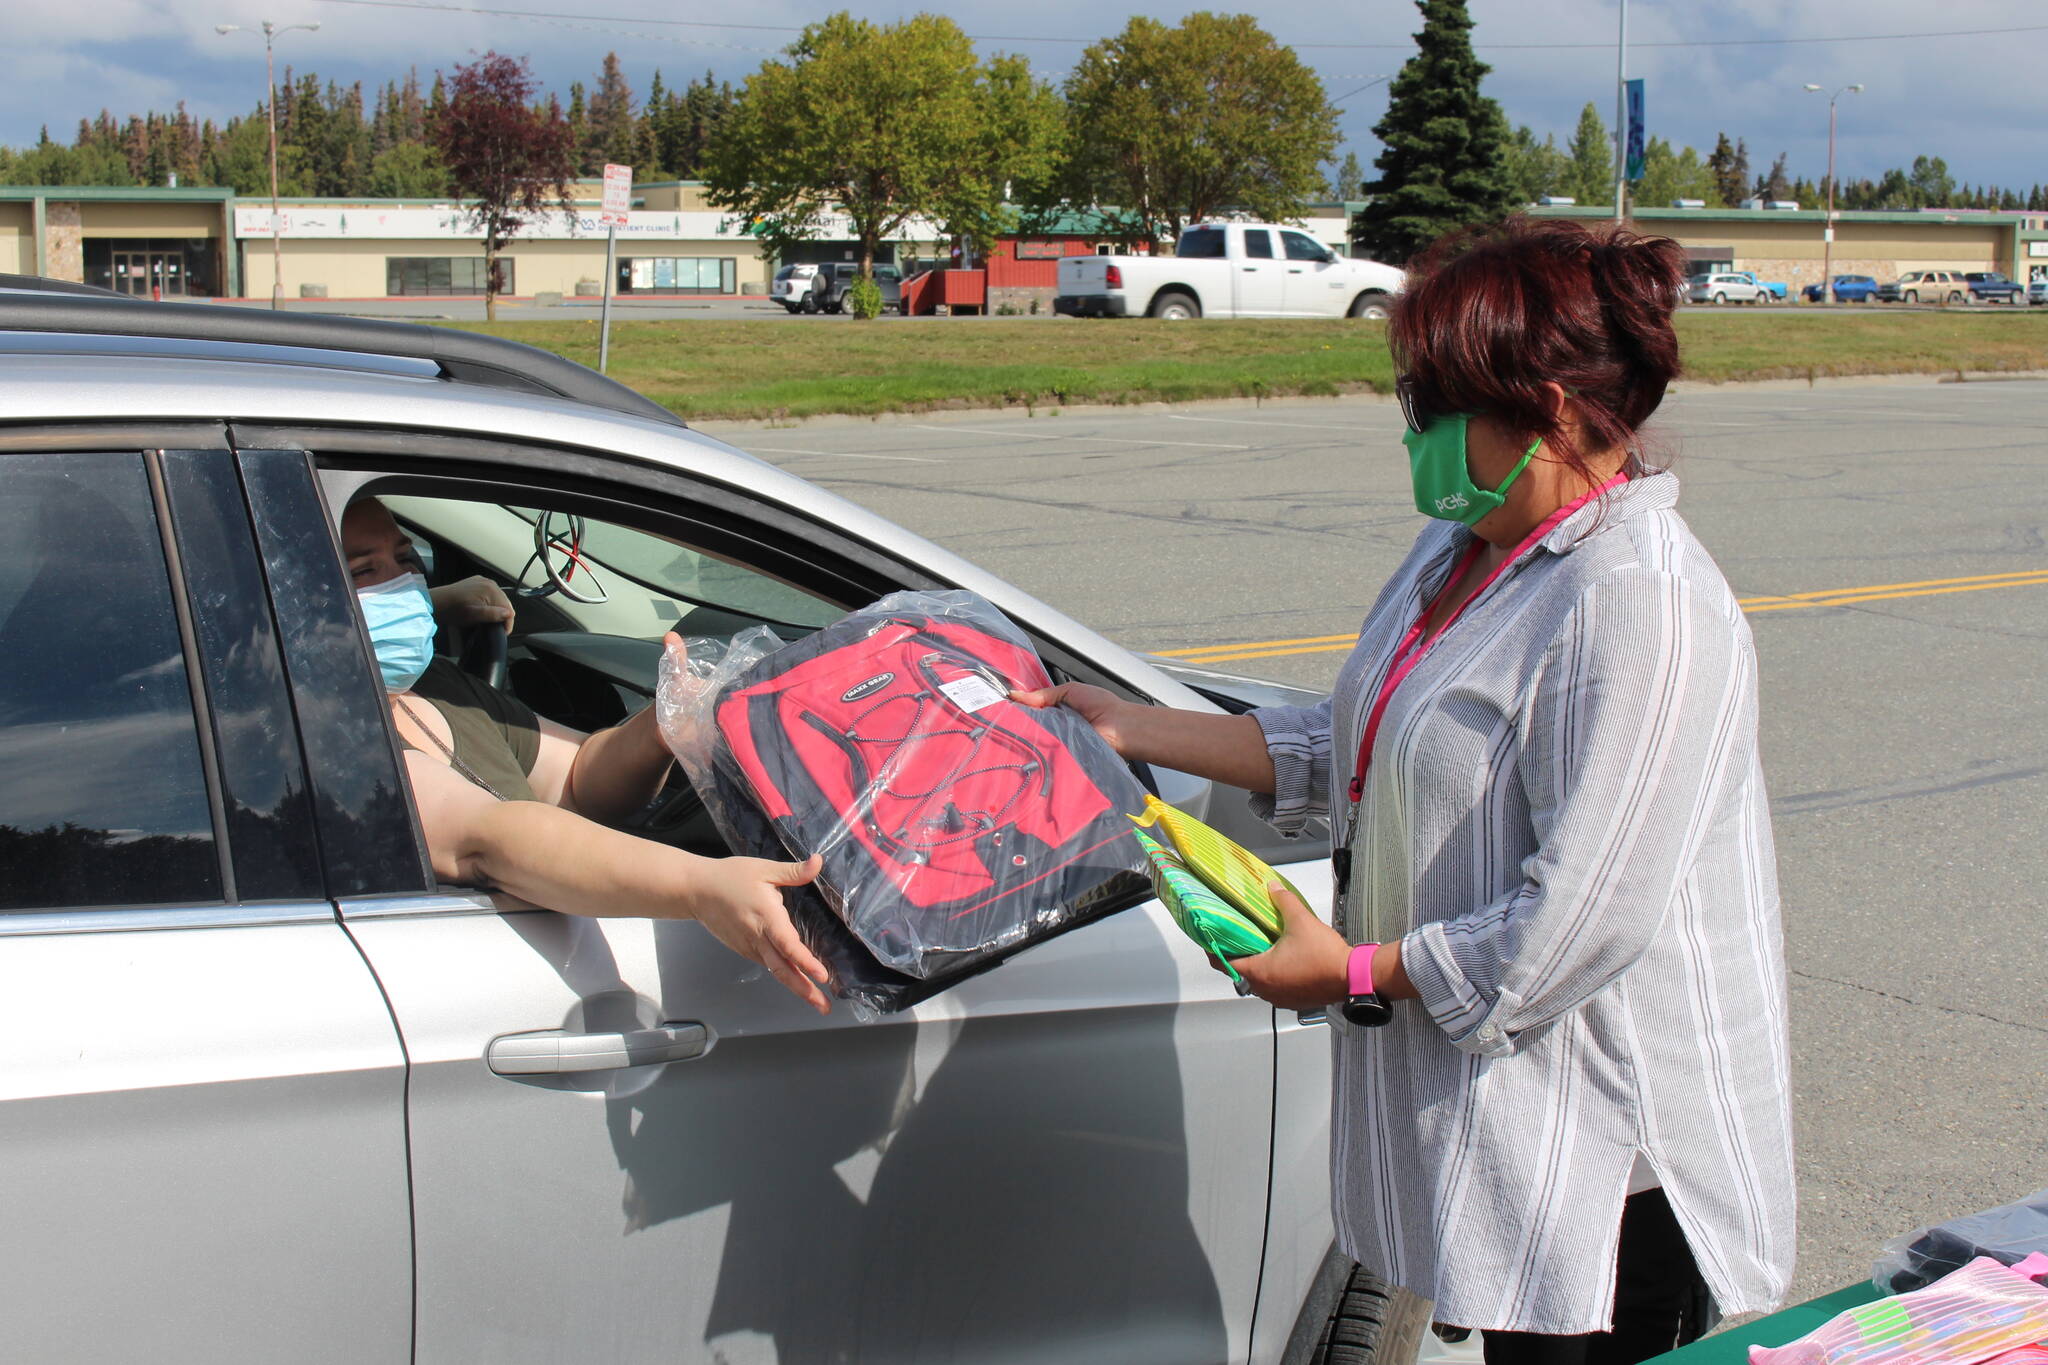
[938,674,1005,712]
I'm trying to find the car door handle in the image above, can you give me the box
[1287,268,1304,274]
[487,1022,713,1075]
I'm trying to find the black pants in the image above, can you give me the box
[1480,1189,1713,1365]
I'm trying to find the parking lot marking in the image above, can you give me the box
[1163,569,2048,664]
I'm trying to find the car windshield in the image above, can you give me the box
[1687,274,1709,284]
[874,267,901,283]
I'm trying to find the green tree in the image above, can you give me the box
[1329,150,1366,201]
[1909,155,1955,207]
[1565,102,1610,206]
[1752,152,1791,203]
[368,141,449,197]
[1635,137,1717,207]
[1706,133,1748,208]
[1502,124,1570,205]
[1052,12,1336,245]
[583,52,635,175]
[1351,0,1515,265]
[707,13,1059,277]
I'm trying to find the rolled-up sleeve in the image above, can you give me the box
[1246,697,1334,836]
[1400,568,1754,1056]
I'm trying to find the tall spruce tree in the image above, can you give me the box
[1351,0,1514,265]
[1564,102,1610,205]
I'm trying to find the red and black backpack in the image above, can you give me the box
[703,602,1147,1009]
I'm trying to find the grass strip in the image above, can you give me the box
[449,310,2047,422]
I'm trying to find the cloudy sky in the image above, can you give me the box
[4,0,2041,190]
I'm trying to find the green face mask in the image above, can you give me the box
[1402,413,1541,526]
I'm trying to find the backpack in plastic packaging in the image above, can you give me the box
[657,590,1150,1014]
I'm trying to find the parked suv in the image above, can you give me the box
[769,261,828,312]
[1685,271,1773,305]
[1801,274,1878,303]
[1877,271,1966,304]
[0,285,1407,1364]
[1963,271,2025,305]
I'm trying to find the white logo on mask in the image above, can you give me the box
[1435,493,1470,513]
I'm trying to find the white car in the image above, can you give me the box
[1056,222,1405,320]
[769,262,826,313]
[1685,271,1772,306]
[0,281,1425,1365]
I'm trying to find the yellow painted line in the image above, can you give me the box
[1166,568,2048,665]
[1153,632,1360,658]
[1737,569,2048,608]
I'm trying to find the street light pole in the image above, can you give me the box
[1803,83,1863,303]
[1612,0,1628,223]
[217,20,320,309]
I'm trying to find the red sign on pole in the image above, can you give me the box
[600,164,632,227]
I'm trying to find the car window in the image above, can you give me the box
[1243,231,1275,259]
[874,266,902,283]
[1282,232,1327,262]
[381,494,842,640]
[0,452,220,910]
[1177,227,1227,259]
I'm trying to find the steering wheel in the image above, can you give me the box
[533,511,608,605]
[457,618,509,692]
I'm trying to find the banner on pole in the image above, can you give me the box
[1624,80,1646,182]
[600,163,632,227]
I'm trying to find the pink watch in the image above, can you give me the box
[1343,943,1393,1027]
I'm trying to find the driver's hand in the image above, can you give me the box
[432,575,515,634]
[688,854,833,1014]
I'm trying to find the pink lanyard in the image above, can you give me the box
[1347,476,1626,803]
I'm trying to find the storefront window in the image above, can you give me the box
[385,257,511,296]
[620,257,738,295]
[83,239,220,298]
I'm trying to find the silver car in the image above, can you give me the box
[0,286,1408,1364]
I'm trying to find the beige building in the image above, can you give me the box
[1531,203,2047,294]
[7,183,2046,301]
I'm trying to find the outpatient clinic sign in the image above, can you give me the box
[230,207,945,242]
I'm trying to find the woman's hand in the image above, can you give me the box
[1010,681,1135,755]
[686,854,834,1015]
[1229,882,1352,1012]
[432,575,515,634]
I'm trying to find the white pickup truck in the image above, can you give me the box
[1055,221,1405,320]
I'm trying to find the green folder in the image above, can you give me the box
[1130,816,1286,984]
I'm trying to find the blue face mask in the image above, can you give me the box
[357,572,436,693]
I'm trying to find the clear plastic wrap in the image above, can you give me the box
[1748,1256,2048,1365]
[1874,1189,2048,1294]
[657,589,1150,1014]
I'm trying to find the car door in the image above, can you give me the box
[0,439,411,1363]
[1233,228,1286,317]
[288,443,1282,1365]
[1279,230,1347,316]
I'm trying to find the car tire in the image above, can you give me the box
[1904,290,1919,304]
[800,295,819,315]
[1712,291,1727,305]
[1149,291,1200,320]
[1947,291,1964,305]
[1346,292,1391,320]
[1309,1264,1433,1365]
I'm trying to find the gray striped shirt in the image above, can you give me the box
[1250,469,1795,1334]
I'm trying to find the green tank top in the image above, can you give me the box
[406,658,542,802]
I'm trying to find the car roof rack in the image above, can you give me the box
[0,289,685,428]
[0,273,127,299]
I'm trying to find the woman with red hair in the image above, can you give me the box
[1021,217,1793,1361]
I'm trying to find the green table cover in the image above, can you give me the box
[1646,1281,1884,1362]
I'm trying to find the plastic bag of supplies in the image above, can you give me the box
[656,590,1150,1014]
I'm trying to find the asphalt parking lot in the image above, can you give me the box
[699,376,2048,1311]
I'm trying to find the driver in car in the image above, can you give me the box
[342,496,833,1014]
